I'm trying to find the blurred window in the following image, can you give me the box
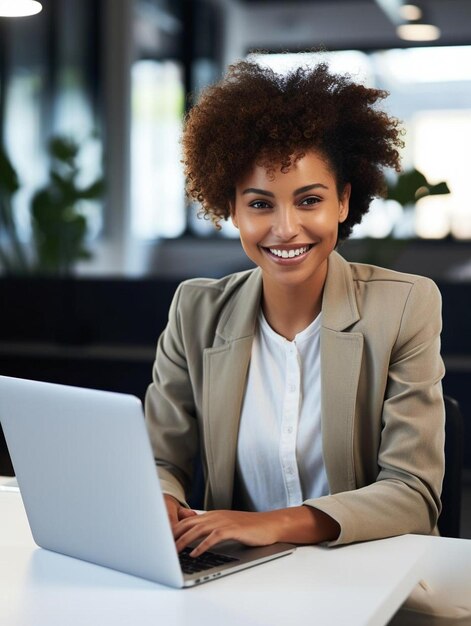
[3,70,44,241]
[130,59,186,239]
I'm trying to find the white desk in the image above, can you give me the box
[1,489,470,626]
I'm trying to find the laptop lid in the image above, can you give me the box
[0,376,294,587]
[0,376,186,587]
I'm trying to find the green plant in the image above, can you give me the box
[0,146,29,273]
[31,136,104,275]
[344,168,452,268]
[386,167,450,207]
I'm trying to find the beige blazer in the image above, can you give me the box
[145,251,445,546]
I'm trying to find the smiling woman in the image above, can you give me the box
[144,59,445,574]
[231,152,350,336]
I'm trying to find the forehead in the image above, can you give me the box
[236,150,336,190]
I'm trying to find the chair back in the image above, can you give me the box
[438,395,464,538]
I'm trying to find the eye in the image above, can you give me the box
[249,200,272,209]
[299,196,321,207]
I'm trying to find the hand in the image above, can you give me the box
[173,509,281,557]
[172,505,340,557]
[164,494,197,530]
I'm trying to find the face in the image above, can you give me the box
[231,150,350,293]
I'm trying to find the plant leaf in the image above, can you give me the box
[387,168,450,206]
[0,146,20,195]
[49,136,79,163]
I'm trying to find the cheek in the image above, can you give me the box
[307,213,341,248]
[237,216,266,241]
[310,212,339,234]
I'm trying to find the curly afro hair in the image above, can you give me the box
[182,59,404,240]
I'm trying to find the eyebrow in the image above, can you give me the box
[295,183,329,195]
[242,187,275,197]
[242,183,329,197]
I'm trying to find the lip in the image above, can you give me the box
[260,243,315,265]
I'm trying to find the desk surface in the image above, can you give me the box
[0,489,469,626]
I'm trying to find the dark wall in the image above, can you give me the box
[0,276,180,346]
[0,276,179,475]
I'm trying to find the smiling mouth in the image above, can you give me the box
[263,244,314,259]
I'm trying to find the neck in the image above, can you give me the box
[261,263,327,341]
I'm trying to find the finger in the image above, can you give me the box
[189,528,230,557]
[173,514,210,540]
[178,507,198,520]
[175,518,234,554]
[173,526,212,549]
[190,527,240,557]
[164,496,180,528]
[175,522,218,553]
[167,510,178,528]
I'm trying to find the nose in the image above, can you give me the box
[271,205,299,241]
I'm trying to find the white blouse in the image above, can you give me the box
[235,310,329,512]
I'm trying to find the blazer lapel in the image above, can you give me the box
[202,269,262,509]
[321,252,364,493]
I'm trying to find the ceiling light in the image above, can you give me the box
[375,0,441,42]
[0,0,42,17]
[396,23,441,41]
[399,4,422,21]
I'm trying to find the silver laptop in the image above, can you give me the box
[0,375,295,587]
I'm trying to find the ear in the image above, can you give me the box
[229,200,239,229]
[338,183,351,223]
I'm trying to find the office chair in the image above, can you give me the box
[437,395,464,538]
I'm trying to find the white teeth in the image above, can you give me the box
[268,245,310,258]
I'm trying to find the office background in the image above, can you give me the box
[0,0,470,535]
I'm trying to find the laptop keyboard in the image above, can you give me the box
[179,547,239,575]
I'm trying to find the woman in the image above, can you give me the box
[145,60,445,558]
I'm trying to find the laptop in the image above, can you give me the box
[0,375,295,587]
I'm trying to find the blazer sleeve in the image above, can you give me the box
[304,277,446,546]
[144,283,198,506]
